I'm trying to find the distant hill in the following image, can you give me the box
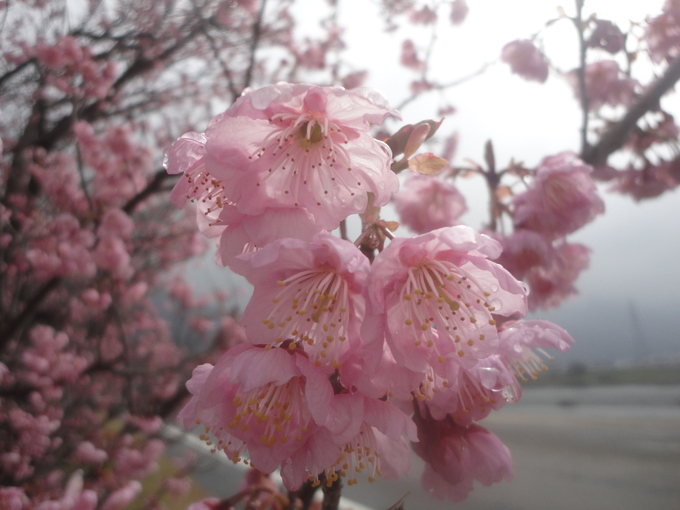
[525,363,680,387]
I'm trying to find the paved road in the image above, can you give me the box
[179,385,680,510]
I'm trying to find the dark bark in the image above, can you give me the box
[582,55,680,166]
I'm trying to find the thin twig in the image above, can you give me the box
[244,0,268,90]
[320,475,342,510]
[396,60,495,111]
[122,170,176,214]
[190,0,240,99]
[574,0,590,154]
[0,277,61,351]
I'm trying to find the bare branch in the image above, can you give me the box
[396,60,494,111]
[123,170,177,214]
[583,55,680,166]
[0,277,61,351]
[574,0,590,155]
[243,0,268,90]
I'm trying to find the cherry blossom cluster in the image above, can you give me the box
[392,148,604,311]
[30,36,118,100]
[0,116,241,507]
[497,153,604,310]
[1,31,244,508]
[1,0,376,506]
[166,83,575,504]
[4,0,680,508]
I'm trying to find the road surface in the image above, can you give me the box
[177,385,680,510]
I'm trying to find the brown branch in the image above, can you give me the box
[396,60,494,112]
[0,276,61,351]
[574,0,590,155]
[122,170,176,214]
[243,0,268,90]
[34,19,209,153]
[583,55,680,166]
[289,479,320,510]
[320,475,342,510]
[156,384,189,419]
[191,0,240,100]
[0,58,36,90]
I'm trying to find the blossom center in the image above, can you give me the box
[250,112,356,207]
[399,260,497,360]
[262,269,351,367]
[308,423,383,488]
[506,346,553,381]
[299,121,325,148]
[229,378,310,446]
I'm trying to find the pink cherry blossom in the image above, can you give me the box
[366,226,528,373]
[425,355,516,425]
[568,60,637,110]
[163,131,208,208]
[0,487,29,510]
[185,499,224,510]
[341,71,368,90]
[100,481,142,510]
[413,414,513,502]
[339,341,426,403]
[401,40,425,72]
[409,6,438,25]
[178,344,334,476]
[237,469,282,508]
[492,229,555,280]
[280,393,417,490]
[498,319,574,385]
[588,20,625,54]
[395,173,467,234]
[611,160,680,201]
[525,242,590,310]
[449,0,469,25]
[126,414,164,434]
[231,233,370,368]
[198,200,323,268]
[114,438,164,481]
[36,469,98,510]
[512,152,604,240]
[645,1,680,63]
[164,121,340,269]
[166,83,400,231]
[74,441,108,464]
[501,39,549,83]
[627,112,680,153]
